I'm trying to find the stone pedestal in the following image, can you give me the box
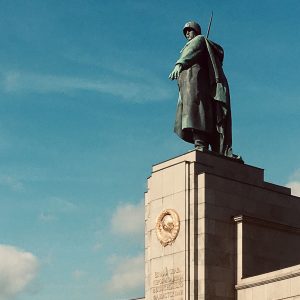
[144,151,300,300]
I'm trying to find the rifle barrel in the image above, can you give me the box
[206,11,214,38]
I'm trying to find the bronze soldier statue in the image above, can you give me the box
[169,21,232,157]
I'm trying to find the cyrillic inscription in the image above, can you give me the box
[151,267,184,300]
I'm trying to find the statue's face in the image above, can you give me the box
[185,28,197,41]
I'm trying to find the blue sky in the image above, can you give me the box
[0,0,300,299]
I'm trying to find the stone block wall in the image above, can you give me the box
[236,264,300,300]
[144,151,300,300]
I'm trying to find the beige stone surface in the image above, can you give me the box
[152,151,264,186]
[236,263,300,300]
[163,191,186,221]
[252,285,266,299]
[267,279,291,299]
[291,276,300,295]
[144,150,300,300]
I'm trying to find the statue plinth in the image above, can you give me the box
[144,151,300,300]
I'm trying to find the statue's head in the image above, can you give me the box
[183,21,201,41]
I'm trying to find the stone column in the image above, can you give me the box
[145,152,197,300]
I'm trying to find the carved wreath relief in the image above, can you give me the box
[156,209,180,246]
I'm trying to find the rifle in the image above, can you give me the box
[206,11,213,39]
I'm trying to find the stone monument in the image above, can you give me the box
[144,151,300,300]
[131,20,300,300]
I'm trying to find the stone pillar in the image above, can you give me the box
[145,150,300,300]
[145,152,194,300]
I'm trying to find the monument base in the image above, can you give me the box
[144,151,300,300]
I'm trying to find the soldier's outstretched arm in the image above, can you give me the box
[168,64,182,80]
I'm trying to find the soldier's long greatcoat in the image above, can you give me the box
[174,35,232,156]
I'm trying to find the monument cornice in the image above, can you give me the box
[233,214,300,234]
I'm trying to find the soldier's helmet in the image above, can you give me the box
[183,21,201,36]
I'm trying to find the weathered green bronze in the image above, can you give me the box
[169,21,232,157]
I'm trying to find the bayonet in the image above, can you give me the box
[206,11,213,38]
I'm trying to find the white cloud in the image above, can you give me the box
[50,197,77,213]
[38,212,56,222]
[0,245,39,300]
[72,270,86,280]
[286,169,300,197]
[286,181,300,197]
[0,175,24,191]
[106,254,144,294]
[38,197,77,222]
[92,242,102,252]
[3,72,20,92]
[111,201,144,236]
[2,70,172,102]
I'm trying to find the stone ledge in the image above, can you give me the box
[263,181,291,195]
[152,151,263,187]
[233,215,300,234]
[236,264,300,290]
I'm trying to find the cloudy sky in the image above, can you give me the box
[1,0,300,299]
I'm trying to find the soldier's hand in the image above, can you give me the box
[169,64,182,80]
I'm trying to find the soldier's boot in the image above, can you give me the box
[194,139,209,152]
[193,130,209,152]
